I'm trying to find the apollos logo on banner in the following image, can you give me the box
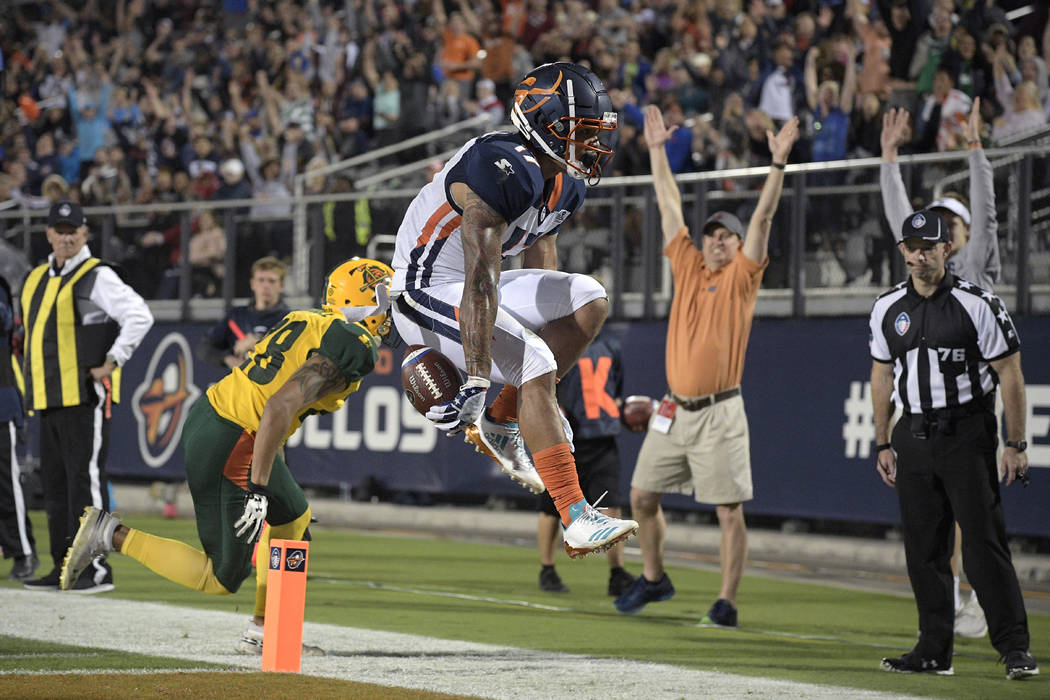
[130,333,201,468]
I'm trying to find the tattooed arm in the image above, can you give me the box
[450,182,506,379]
[249,353,348,486]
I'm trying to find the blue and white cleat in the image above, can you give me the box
[465,413,545,494]
[562,500,638,559]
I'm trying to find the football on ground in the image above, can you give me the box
[401,345,462,414]
[620,395,654,431]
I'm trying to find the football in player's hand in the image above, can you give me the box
[620,395,654,432]
[401,345,463,415]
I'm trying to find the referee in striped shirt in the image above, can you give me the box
[869,209,1037,680]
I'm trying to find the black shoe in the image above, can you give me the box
[701,598,738,627]
[880,651,954,675]
[23,567,60,591]
[70,558,114,595]
[607,567,635,597]
[8,554,39,582]
[1003,650,1039,680]
[614,572,674,614]
[539,566,569,593]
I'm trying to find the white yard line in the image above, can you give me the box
[0,589,921,699]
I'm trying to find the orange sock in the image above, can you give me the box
[533,443,584,525]
[487,385,519,423]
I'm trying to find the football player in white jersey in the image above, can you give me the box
[390,62,637,558]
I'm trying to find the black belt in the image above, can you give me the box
[668,387,740,411]
[902,398,992,438]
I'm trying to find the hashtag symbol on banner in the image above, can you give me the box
[843,381,876,459]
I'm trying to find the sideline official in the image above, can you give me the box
[20,201,153,593]
[869,210,1037,680]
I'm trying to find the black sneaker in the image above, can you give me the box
[701,598,738,627]
[539,566,569,593]
[614,572,674,614]
[23,567,60,591]
[69,558,114,595]
[880,651,954,675]
[1003,650,1039,680]
[8,554,39,582]
[607,567,635,597]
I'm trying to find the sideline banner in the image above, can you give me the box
[101,317,1050,536]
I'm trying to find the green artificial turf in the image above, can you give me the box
[3,512,1046,699]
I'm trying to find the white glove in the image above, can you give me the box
[234,482,270,542]
[425,376,490,434]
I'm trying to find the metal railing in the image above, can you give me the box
[3,145,1048,321]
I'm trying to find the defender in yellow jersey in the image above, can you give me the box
[59,259,393,654]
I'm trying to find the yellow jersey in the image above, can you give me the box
[206,308,379,442]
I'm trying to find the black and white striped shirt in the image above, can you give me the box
[869,273,1019,413]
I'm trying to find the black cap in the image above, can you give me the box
[47,200,85,228]
[702,211,745,239]
[901,209,949,243]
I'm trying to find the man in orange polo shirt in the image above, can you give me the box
[614,105,799,625]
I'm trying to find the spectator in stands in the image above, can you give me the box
[216,159,252,205]
[915,68,972,151]
[196,256,290,370]
[188,210,227,298]
[911,6,955,95]
[992,42,1049,143]
[805,42,857,166]
[471,79,505,128]
[755,40,805,125]
[67,71,112,179]
[440,12,483,101]
[939,26,993,102]
[878,0,925,83]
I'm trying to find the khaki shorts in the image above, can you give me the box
[631,394,753,504]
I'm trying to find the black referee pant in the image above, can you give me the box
[0,421,35,561]
[38,394,111,573]
[892,409,1030,661]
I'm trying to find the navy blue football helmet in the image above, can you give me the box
[511,62,617,183]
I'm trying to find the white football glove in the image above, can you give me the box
[426,376,490,434]
[234,482,270,542]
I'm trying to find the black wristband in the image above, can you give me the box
[876,443,892,452]
[247,481,272,498]
[771,161,786,170]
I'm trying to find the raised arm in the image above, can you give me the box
[643,105,686,247]
[741,116,799,264]
[962,97,999,281]
[804,46,820,111]
[880,108,912,241]
[840,43,857,113]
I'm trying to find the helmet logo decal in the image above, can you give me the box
[358,264,389,292]
[515,70,563,114]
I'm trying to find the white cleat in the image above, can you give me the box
[237,620,325,656]
[464,413,545,494]
[561,501,638,559]
[60,506,119,591]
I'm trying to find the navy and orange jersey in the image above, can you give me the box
[557,330,623,440]
[391,131,586,291]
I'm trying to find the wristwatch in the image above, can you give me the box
[1005,439,1027,452]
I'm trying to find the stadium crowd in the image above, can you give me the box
[2,0,1049,297]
